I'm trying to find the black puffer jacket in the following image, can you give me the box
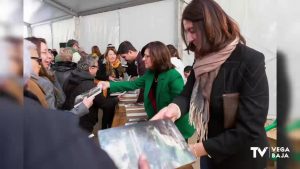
[63,69,118,132]
[52,61,77,88]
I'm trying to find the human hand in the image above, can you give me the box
[108,76,115,81]
[82,96,94,109]
[188,143,208,158]
[97,81,110,90]
[138,154,150,169]
[150,103,181,122]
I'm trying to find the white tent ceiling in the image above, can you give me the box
[24,0,163,26]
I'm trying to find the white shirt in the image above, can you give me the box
[72,52,81,63]
[170,57,185,83]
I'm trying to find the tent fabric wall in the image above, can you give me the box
[78,11,119,54]
[119,0,177,51]
[32,24,52,48]
[51,18,76,51]
[23,25,28,38]
[278,0,300,119]
[78,0,176,54]
[30,0,177,55]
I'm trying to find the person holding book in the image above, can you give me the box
[99,41,195,139]
[63,55,118,131]
[151,0,269,169]
[25,37,92,116]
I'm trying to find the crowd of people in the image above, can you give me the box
[0,0,270,169]
[22,36,193,133]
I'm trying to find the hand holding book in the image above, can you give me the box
[74,86,102,108]
[82,96,95,109]
[151,103,181,122]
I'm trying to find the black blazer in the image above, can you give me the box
[173,43,269,169]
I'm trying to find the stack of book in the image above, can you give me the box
[125,103,147,125]
[118,91,139,105]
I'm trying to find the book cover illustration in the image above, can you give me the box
[98,120,196,169]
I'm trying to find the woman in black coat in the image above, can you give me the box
[152,0,269,169]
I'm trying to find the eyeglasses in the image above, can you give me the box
[31,57,42,64]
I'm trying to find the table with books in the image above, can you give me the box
[112,91,148,127]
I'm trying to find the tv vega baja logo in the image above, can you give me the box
[250,147,290,159]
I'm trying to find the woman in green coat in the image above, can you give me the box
[100,41,194,139]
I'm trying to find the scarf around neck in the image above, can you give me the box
[111,59,121,68]
[189,38,239,141]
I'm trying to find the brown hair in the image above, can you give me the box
[25,37,55,82]
[167,44,181,60]
[104,48,119,61]
[181,0,245,57]
[141,41,174,74]
[91,45,101,56]
[104,48,122,76]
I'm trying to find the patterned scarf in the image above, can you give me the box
[111,59,121,68]
[106,59,123,78]
[189,38,239,141]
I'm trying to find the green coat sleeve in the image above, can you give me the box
[109,74,147,93]
[168,70,195,139]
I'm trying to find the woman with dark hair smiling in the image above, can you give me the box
[152,0,269,169]
[26,37,65,109]
[99,41,195,139]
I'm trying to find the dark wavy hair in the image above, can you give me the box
[181,0,245,57]
[141,41,174,74]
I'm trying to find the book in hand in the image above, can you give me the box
[110,91,126,97]
[74,86,102,108]
[98,120,196,169]
[111,75,131,82]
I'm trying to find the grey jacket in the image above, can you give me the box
[70,103,89,116]
[36,74,89,116]
[36,75,57,110]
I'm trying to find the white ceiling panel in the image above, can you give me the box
[24,0,69,25]
[25,0,163,25]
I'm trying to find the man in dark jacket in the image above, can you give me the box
[117,41,146,103]
[63,55,118,131]
[52,61,77,88]
[52,47,77,88]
